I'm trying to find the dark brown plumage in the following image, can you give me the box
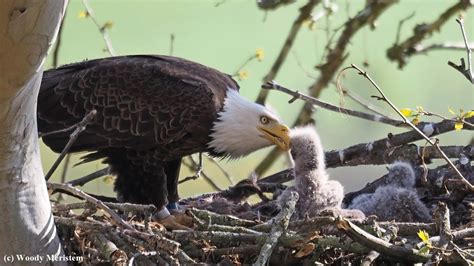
[37,55,290,221]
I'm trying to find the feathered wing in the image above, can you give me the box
[37,55,239,161]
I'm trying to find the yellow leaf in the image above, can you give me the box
[400,108,413,117]
[412,117,420,125]
[238,70,249,80]
[454,122,464,131]
[103,175,116,185]
[464,110,474,118]
[78,10,89,19]
[448,107,456,116]
[417,230,430,244]
[255,48,265,61]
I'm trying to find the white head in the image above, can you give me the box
[208,90,290,158]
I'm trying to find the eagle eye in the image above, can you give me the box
[260,116,269,124]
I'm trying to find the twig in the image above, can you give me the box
[169,33,175,56]
[190,208,259,227]
[181,155,223,191]
[448,17,474,83]
[387,0,472,68]
[326,144,472,168]
[67,167,110,187]
[205,155,235,185]
[349,64,473,192]
[257,0,297,10]
[44,110,97,180]
[429,202,453,263]
[263,81,404,127]
[434,202,452,251]
[393,11,416,45]
[48,182,135,231]
[254,190,298,265]
[53,201,156,214]
[413,42,474,55]
[256,0,320,104]
[336,217,430,263]
[81,0,116,56]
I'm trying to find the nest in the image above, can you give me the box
[49,166,474,265]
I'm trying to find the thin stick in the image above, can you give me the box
[262,81,404,127]
[48,182,135,231]
[336,217,430,263]
[81,0,116,56]
[448,17,473,83]
[45,110,97,180]
[255,0,320,104]
[254,190,298,265]
[349,64,473,192]
[67,167,110,187]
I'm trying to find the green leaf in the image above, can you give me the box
[418,246,430,255]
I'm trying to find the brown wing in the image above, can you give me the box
[37,55,239,160]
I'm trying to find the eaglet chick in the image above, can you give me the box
[349,161,432,223]
[289,125,364,219]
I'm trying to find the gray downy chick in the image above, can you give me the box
[349,161,431,223]
[289,125,364,219]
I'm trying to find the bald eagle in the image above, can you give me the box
[37,55,290,224]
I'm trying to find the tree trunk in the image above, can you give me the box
[0,0,68,263]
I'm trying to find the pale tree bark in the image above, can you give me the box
[0,0,68,263]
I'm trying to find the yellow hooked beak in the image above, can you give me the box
[257,123,290,151]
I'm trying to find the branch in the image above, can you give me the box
[81,0,116,56]
[387,0,472,68]
[336,218,431,263]
[48,182,135,231]
[67,167,110,187]
[256,0,320,104]
[44,110,97,180]
[448,17,474,83]
[254,190,298,265]
[263,81,405,127]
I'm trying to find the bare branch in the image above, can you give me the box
[67,167,110,187]
[44,110,97,180]
[336,217,431,263]
[263,81,404,127]
[81,0,116,56]
[253,190,297,265]
[387,0,473,68]
[256,0,321,104]
[448,17,474,83]
[48,182,135,231]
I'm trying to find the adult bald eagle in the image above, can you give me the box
[37,55,290,225]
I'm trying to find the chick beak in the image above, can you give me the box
[257,123,290,151]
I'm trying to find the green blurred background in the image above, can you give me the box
[42,0,473,200]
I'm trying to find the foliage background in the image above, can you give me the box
[41,0,473,199]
